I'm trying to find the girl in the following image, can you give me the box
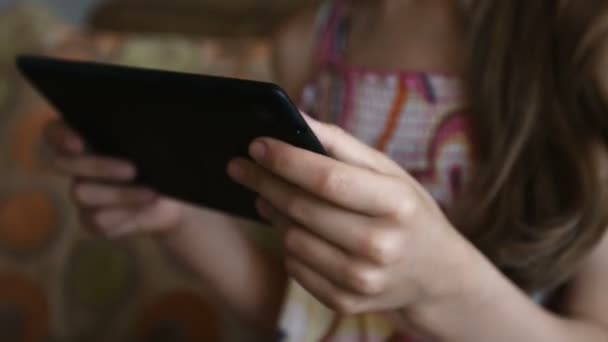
[44,0,608,340]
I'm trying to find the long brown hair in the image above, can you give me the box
[454,0,608,293]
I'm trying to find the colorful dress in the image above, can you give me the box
[278,0,474,340]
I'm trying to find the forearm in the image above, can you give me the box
[408,241,608,342]
[161,206,287,334]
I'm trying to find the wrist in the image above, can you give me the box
[407,231,498,333]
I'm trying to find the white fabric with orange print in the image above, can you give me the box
[276,1,474,340]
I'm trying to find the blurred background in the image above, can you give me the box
[0,0,315,341]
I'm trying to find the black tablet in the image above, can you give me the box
[16,55,326,222]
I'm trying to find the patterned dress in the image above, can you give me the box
[278,0,474,340]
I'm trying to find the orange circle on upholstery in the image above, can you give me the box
[0,272,49,342]
[0,190,58,254]
[136,290,222,342]
[11,105,58,173]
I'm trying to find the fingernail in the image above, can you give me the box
[249,141,267,161]
[227,160,245,180]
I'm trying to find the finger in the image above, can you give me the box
[94,209,132,231]
[255,192,400,266]
[286,258,365,315]
[78,207,132,237]
[72,181,157,208]
[101,200,184,238]
[231,149,408,216]
[255,197,288,232]
[283,226,386,296]
[259,196,384,301]
[256,197,363,259]
[80,201,172,239]
[44,120,84,156]
[53,155,136,181]
[128,200,182,231]
[301,113,405,176]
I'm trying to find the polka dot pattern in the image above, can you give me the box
[11,104,58,173]
[136,290,223,342]
[0,189,58,256]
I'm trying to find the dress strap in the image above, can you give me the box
[315,0,350,67]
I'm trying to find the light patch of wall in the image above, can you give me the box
[13,0,101,24]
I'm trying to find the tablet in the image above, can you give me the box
[16,55,327,222]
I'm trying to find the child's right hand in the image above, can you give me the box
[43,120,186,239]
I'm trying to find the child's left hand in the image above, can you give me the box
[228,116,476,315]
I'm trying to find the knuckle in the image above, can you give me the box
[397,197,418,219]
[317,168,346,197]
[363,231,401,265]
[345,266,383,295]
[327,124,346,137]
[390,186,418,218]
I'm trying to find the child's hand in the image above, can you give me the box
[228,116,475,315]
[43,120,186,238]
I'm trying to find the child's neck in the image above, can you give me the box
[345,0,466,74]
